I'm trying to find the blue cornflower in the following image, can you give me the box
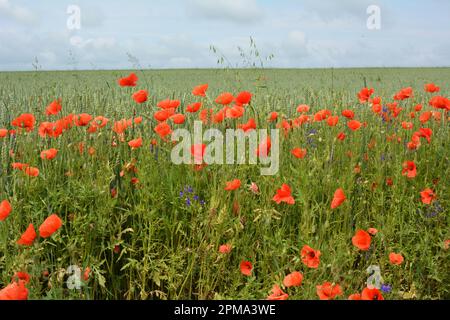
[381,284,392,293]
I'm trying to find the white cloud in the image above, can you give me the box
[187,0,264,23]
[287,31,306,47]
[301,0,373,20]
[0,1,449,70]
[70,37,116,50]
[0,0,37,24]
[79,5,106,28]
[169,57,193,67]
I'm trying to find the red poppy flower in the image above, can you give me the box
[367,228,378,235]
[12,272,30,285]
[314,109,331,122]
[331,188,346,209]
[342,110,355,119]
[419,111,432,124]
[348,120,361,131]
[38,214,63,238]
[420,188,436,204]
[295,115,310,127]
[235,91,252,106]
[11,163,28,171]
[407,140,420,151]
[424,83,440,93]
[291,148,307,159]
[371,96,381,105]
[296,104,310,113]
[186,102,202,113]
[413,104,422,113]
[348,293,362,300]
[215,92,234,105]
[444,240,450,250]
[213,109,225,123]
[199,108,213,124]
[154,109,172,122]
[327,115,339,126]
[372,103,382,114]
[153,109,173,122]
[0,128,8,138]
[11,113,36,131]
[134,117,142,125]
[267,285,289,300]
[358,88,374,103]
[170,114,185,125]
[268,111,278,122]
[337,132,346,141]
[352,230,371,251]
[113,119,131,135]
[24,167,39,177]
[226,105,245,119]
[118,73,138,87]
[429,96,450,110]
[248,182,259,194]
[418,128,432,143]
[0,280,28,300]
[132,90,148,104]
[394,87,413,101]
[401,122,413,130]
[267,284,289,301]
[88,116,109,133]
[0,200,12,221]
[256,137,271,158]
[190,144,207,164]
[225,179,241,191]
[82,267,91,281]
[128,137,143,149]
[301,245,321,268]
[432,111,441,121]
[219,244,232,254]
[283,271,303,287]
[38,121,63,138]
[45,99,62,116]
[17,224,36,246]
[361,288,384,300]
[157,99,180,109]
[402,161,416,179]
[154,122,172,138]
[40,148,58,160]
[192,84,208,97]
[386,178,393,186]
[279,119,291,136]
[389,252,404,265]
[316,282,342,300]
[238,118,257,132]
[240,260,253,276]
[75,113,93,127]
[273,184,295,205]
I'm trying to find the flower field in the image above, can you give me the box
[0,68,449,300]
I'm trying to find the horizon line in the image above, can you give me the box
[1,66,450,73]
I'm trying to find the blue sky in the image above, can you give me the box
[1,0,449,70]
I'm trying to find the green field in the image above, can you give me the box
[0,68,449,300]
